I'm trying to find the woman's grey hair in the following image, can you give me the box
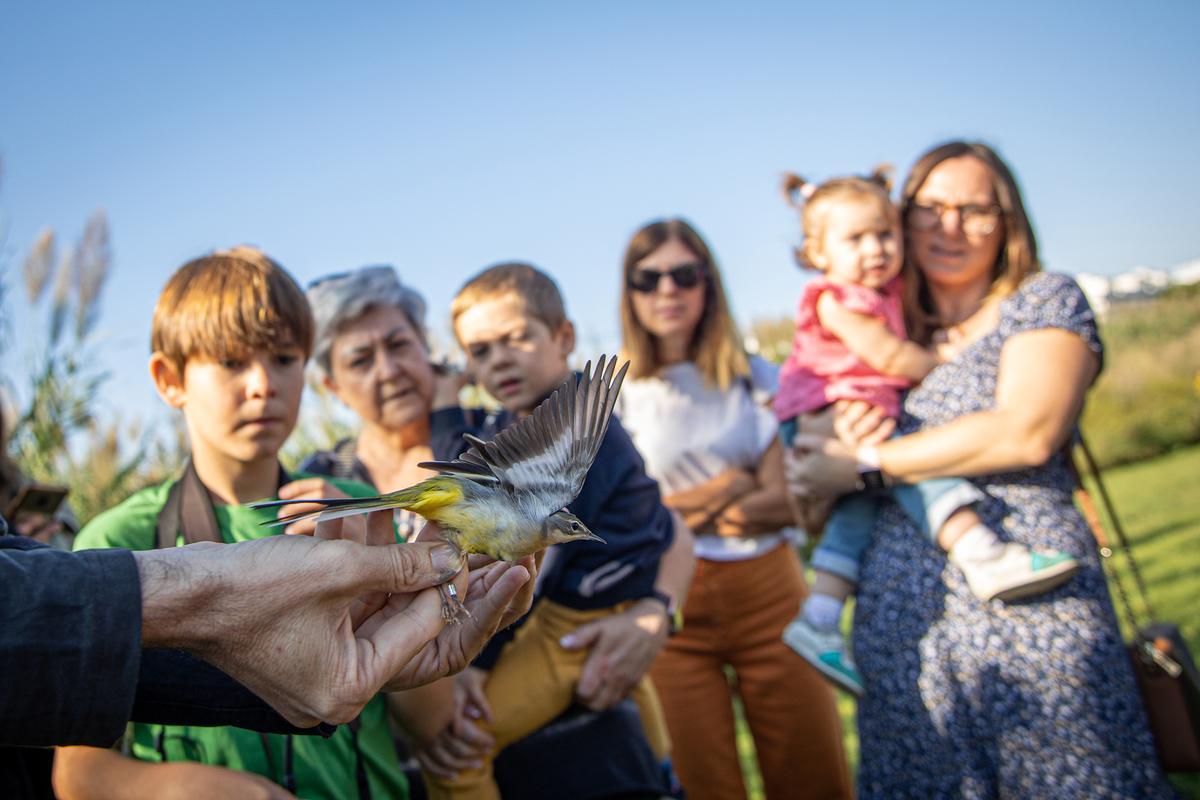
[306,265,428,380]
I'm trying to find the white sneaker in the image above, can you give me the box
[782,617,863,696]
[952,542,1078,602]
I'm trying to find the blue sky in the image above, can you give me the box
[2,0,1198,430]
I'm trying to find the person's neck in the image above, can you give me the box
[929,281,992,328]
[655,333,690,367]
[191,446,279,506]
[357,419,431,469]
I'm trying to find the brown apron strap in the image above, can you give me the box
[155,459,290,548]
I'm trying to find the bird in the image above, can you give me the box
[252,355,629,620]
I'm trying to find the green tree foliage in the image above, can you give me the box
[1081,283,1200,468]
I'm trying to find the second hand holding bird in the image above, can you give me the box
[253,355,629,621]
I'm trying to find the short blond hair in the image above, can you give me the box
[451,262,567,334]
[151,245,313,371]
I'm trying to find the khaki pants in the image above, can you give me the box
[423,599,670,800]
[651,545,853,800]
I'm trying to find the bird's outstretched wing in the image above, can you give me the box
[419,355,629,520]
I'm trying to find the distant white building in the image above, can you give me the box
[1171,258,1200,286]
[1111,266,1171,297]
[1075,257,1198,318]
[1076,272,1113,316]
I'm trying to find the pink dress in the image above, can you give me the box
[774,276,911,420]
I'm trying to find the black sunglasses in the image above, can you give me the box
[628,262,706,293]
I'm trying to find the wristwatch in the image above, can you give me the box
[854,444,888,492]
[646,589,683,637]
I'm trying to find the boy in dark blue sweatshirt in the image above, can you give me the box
[422,262,674,800]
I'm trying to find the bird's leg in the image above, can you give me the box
[439,581,473,623]
[436,542,471,623]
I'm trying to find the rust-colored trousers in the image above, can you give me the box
[650,544,852,800]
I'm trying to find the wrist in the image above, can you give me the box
[641,590,682,637]
[135,548,222,650]
[853,444,889,492]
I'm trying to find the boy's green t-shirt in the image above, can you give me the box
[74,472,410,800]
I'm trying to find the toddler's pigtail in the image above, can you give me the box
[783,172,822,270]
[781,172,816,209]
[868,164,894,193]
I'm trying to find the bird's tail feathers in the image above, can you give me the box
[252,495,398,528]
[251,479,464,528]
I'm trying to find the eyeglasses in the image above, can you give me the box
[908,201,1003,237]
[628,263,706,293]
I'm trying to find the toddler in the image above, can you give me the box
[775,169,1078,695]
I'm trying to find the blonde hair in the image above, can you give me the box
[451,262,567,334]
[151,245,313,372]
[619,218,749,390]
[899,141,1040,344]
[781,165,894,271]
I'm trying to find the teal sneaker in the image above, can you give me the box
[953,542,1079,602]
[782,617,864,696]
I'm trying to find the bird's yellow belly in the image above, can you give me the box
[435,501,538,561]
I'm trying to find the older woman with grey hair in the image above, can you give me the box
[295,265,459,540]
[290,265,477,767]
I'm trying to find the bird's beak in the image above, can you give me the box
[583,532,606,544]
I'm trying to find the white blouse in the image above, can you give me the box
[616,356,799,561]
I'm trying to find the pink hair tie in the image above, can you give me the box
[799,183,817,200]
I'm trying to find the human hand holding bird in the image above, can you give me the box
[253,355,629,621]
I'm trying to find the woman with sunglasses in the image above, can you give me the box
[615,219,852,800]
[786,142,1170,797]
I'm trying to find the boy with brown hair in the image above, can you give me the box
[419,262,680,799]
[57,247,413,799]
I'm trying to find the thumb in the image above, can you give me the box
[560,621,603,651]
[350,541,464,595]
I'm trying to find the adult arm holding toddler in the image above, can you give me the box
[788,322,1098,493]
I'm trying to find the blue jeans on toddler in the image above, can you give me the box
[779,416,985,583]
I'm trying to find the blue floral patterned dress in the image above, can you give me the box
[852,273,1173,798]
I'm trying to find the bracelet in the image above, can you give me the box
[645,590,682,637]
[854,445,887,492]
[855,444,881,468]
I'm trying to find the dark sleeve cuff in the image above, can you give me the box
[133,649,335,736]
[0,543,142,747]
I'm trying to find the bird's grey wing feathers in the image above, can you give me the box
[416,452,500,486]
[463,354,629,519]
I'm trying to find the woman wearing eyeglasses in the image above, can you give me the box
[786,142,1170,797]
[615,218,852,800]
[295,266,446,538]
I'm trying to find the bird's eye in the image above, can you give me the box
[571,522,580,531]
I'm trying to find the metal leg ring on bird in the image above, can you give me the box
[440,581,472,623]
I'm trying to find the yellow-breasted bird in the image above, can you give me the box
[253,355,628,619]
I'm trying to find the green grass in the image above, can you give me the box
[734,445,1200,798]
